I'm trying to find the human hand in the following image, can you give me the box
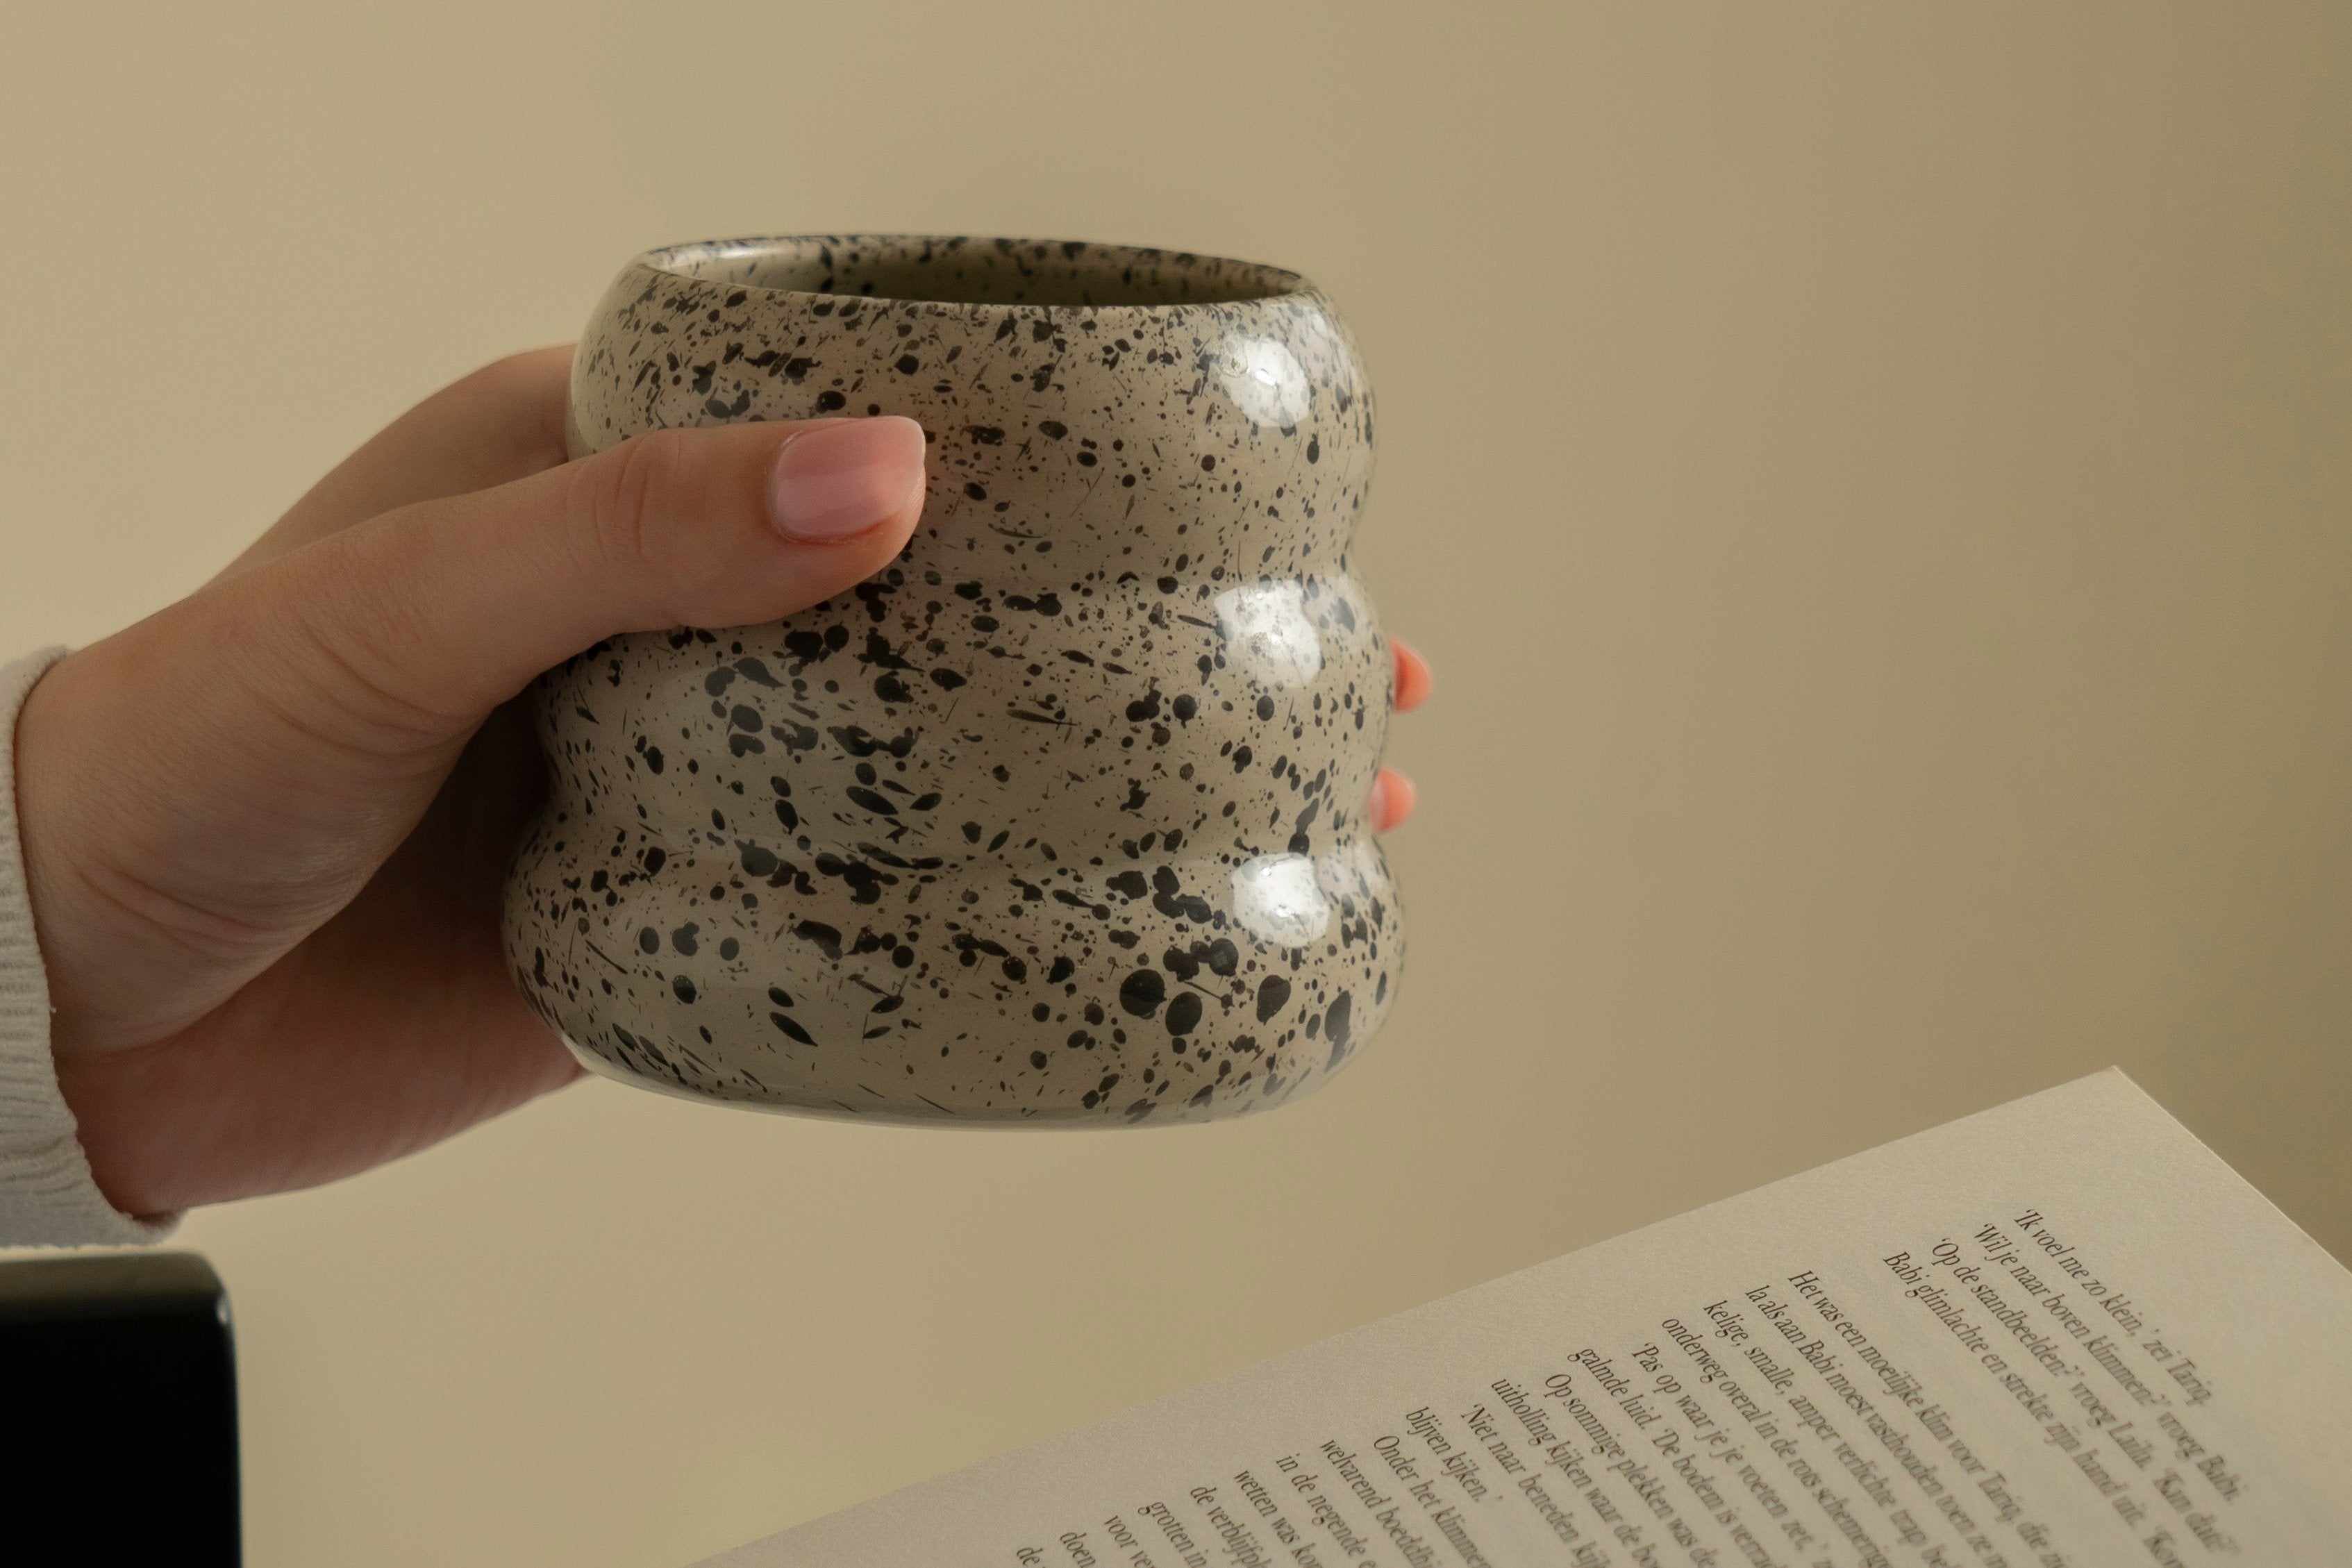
[14,347,1427,1217]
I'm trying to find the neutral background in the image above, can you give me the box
[6,3,2348,1564]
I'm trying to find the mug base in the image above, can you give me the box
[552,1028,1340,1128]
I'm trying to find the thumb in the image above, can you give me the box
[260,413,928,740]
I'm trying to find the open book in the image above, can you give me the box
[700,1071,2351,1565]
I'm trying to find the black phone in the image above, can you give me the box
[0,1251,239,1564]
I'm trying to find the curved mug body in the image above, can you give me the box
[503,235,1401,1125]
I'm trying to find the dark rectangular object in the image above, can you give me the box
[0,1250,240,1565]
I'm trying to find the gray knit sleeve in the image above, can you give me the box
[0,648,176,1246]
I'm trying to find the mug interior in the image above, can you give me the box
[645,235,1303,308]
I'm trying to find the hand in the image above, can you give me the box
[13,347,1428,1217]
[17,347,927,1214]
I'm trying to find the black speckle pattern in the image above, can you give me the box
[503,235,1400,1126]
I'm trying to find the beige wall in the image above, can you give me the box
[6,3,2349,1564]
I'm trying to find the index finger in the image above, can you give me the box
[217,344,576,579]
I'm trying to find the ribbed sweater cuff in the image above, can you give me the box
[0,648,176,1248]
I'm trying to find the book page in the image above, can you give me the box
[699,1071,2352,1566]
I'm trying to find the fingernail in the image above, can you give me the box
[1369,768,1417,833]
[768,417,926,541]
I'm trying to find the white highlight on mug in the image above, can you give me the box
[1229,853,1331,946]
[1215,580,1324,687]
[1215,335,1312,428]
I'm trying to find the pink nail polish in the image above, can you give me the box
[768,417,926,541]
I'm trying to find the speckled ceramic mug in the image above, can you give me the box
[502,235,1399,1125]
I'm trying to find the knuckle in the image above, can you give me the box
[272,534,466,745]
[433,349,576,462]
[462,345,569,400]
[503,350,576,439]
[571,426,692,578]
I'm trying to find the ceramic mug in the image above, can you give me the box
[503,235,1400,1125]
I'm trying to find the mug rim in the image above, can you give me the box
[635,233,1314,314]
